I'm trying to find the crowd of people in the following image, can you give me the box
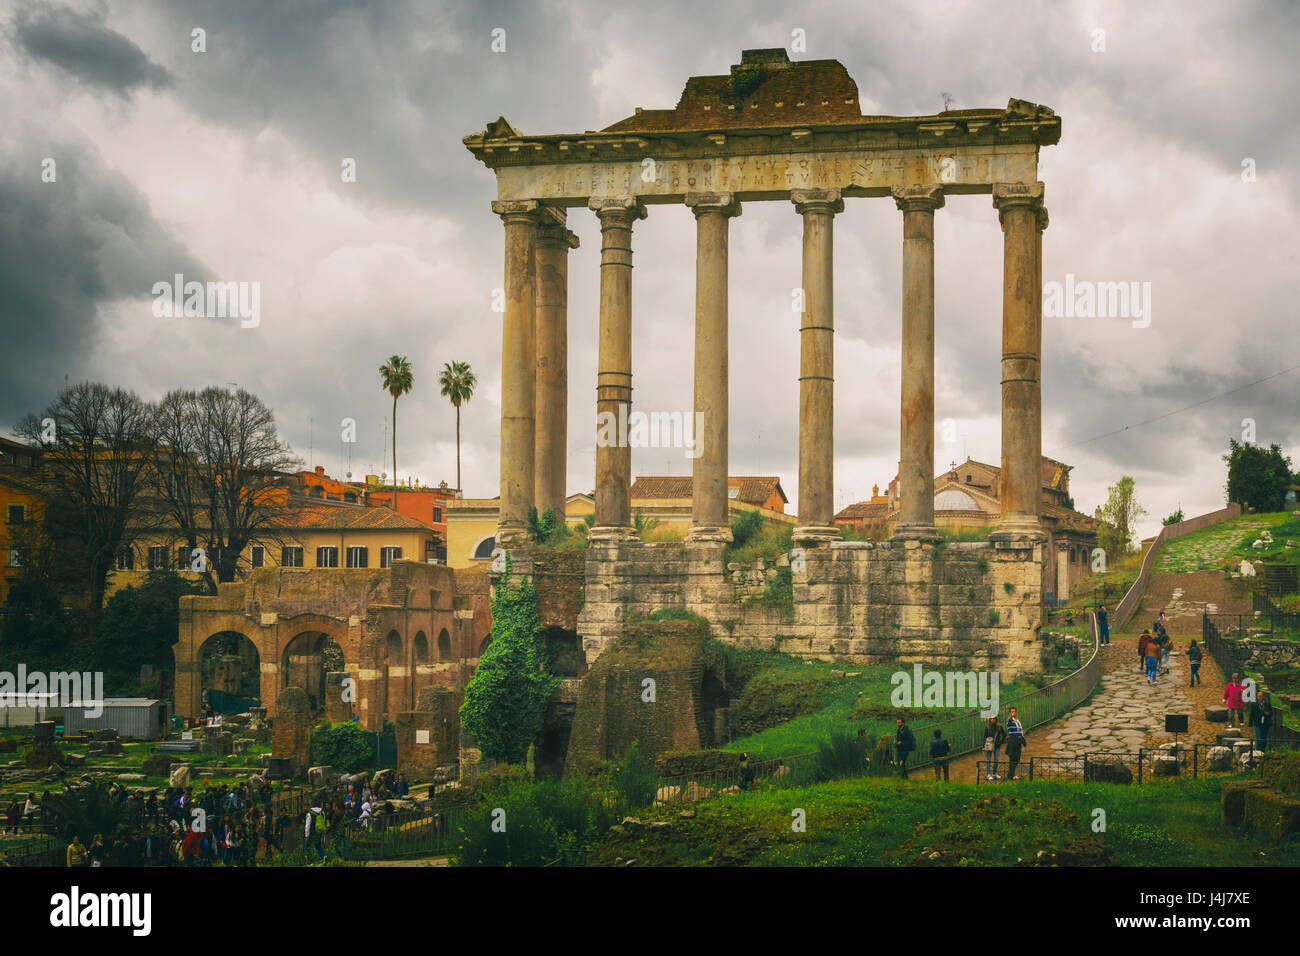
[28,769,415,867]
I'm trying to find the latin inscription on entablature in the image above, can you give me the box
[495,145,1038,204]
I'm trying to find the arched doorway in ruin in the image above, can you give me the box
[282,630,344,713]
[198,631,261,709]
[437,628,452,662]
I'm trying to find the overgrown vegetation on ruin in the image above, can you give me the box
[459,556,559,764]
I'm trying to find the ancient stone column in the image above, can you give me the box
[534,222,579,520]
[491,200,541,547]
[685,192,742,542]
[791,189,843,546]
[991,182,1046,542]
[589,197,646,540]
[891,185,945,543]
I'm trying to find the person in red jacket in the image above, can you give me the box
[182,828,204,867]
[1223,673,1246,728]
[1137,630,1151,674]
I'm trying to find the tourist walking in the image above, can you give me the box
[4,799,19,835]
[930,729,952,781]
[894,717,916,779]
[1186,640,1203,687]
[1137,630,1151,674]
[983,716,1006,780]
[1097,604,1110,646]
[1145,639,1161,684]
[1005,707,1027,781]
[1223,674,1246,727]
[1248,693,1274,751]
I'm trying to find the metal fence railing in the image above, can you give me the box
[976,740,1294,785]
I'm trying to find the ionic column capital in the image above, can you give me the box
[536,224,580,249]
[685,191,742,219]
[491,199,542,223]
[992,181,1045,228]
[588,195,647,224]
[791,188,843,216]
[891,184,946,213]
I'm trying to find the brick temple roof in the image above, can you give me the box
[602,49,864,132]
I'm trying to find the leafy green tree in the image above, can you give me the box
[93,571,204,693]
[1224,439,1293,512]
[1162,506,1185,526]
[310,722,375,773]
[438,360,476,493]
[379,355,414,509]
[1095,476,1145,556]
[459,557,559,764]
[526,506,569,545]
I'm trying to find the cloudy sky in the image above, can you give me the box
[3,0,1297,539]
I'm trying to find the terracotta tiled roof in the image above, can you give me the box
[630,475,787,506]
[835,500,889,520]
[273,501,433,532]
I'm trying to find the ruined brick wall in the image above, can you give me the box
[565,620,708,775]
[272,686,312,777]
[396,686,463,780]
[533,549,586,631]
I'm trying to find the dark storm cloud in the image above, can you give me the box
[0,134,208,428]
[12,3,170,94]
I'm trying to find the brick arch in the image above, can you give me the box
[196,630,262,708]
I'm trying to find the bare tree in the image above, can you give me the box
[16,383,154,632]
[146,387,300,592]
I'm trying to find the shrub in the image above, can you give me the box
[451,776,622,867]
[309,722,374,773]
[816,731,867,782]
[603,743,660,809]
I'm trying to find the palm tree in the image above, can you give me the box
[438,361,477,493]
[379,356,414,510]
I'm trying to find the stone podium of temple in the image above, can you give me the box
[465,50,1062,677]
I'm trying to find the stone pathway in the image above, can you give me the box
[922,575,1236,783]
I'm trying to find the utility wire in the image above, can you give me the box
[1062,362,1300,449]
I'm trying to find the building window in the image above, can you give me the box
[316,546,339,568]
[424,540,436,562]
[115,547,134,571]
[346,546,368,568]
[472,537,495,560]
[380,546,401,568]
[432,506,443,523]
[282,546,304,568]
[6,504,25,524]
[7,549,21,568]
[148,546,168,570]
[251,546,265,568]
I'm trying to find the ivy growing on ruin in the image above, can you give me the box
[459,555,560,764]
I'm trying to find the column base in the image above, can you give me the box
[990,518,1046,547]
[588,524,636,542]
[686,525,733,544]
[792,525,841,547]
[496,522,527,549]
[890,523,943,544]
